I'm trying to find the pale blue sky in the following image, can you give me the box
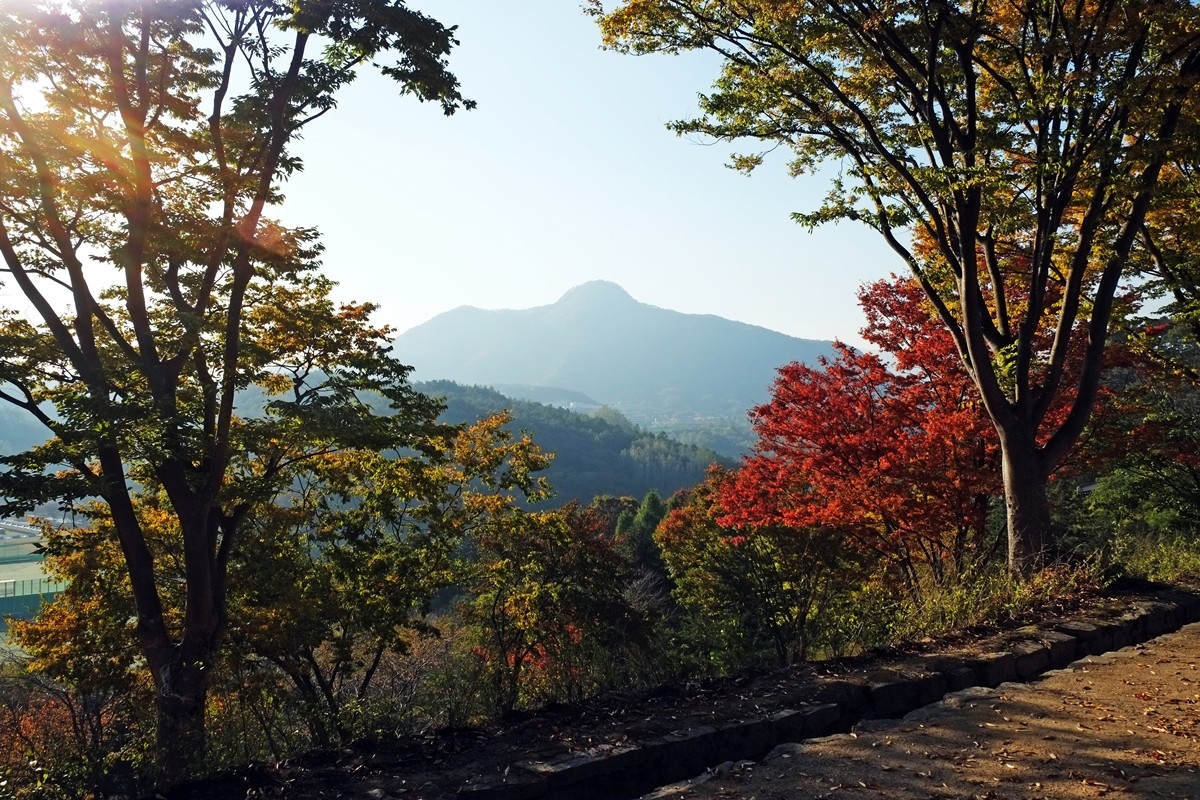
[281,2,898,347]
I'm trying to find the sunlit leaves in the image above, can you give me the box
[721,276,999,593]
[463,501,644,713]
[0,0,473,774]
[655,467,857,666]
[598,0,1200,572]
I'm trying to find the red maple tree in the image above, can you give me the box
[721,277,1000,593]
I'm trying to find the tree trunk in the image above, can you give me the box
[999,437,1051,579]
[152,654,211,784]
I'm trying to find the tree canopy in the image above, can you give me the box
[597,0,1200,574]
[0,0,470,781]
[722,277,999,595]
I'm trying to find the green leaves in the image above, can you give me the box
[463,501,645,713]
[600,0,1200,574]
[0,0,472,776]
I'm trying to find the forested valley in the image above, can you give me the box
[2,1,1200,797]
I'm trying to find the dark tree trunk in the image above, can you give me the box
[117,499,229,787]
[151,653,212,784]
[998,433,1051,578]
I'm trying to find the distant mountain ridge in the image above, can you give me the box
[394,281,835,421]
[420,381,726,503]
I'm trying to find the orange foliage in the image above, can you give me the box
[721,277,998,586]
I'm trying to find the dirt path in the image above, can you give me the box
[648,623,1200,800]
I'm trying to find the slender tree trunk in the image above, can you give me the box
[998,435,1051,578]
[275,660,334,747]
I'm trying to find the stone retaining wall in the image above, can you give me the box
[456,589,1200,800]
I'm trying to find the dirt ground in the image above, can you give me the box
[650,623,1200,800]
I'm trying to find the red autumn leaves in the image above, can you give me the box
[719,277,998,579]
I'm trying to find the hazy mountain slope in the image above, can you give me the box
[395,281,835,420]
[420,381,727,503]
[0,378,714,511]
[487,384,600,409]
[0,403,52,456]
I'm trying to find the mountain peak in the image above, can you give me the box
[556,280,636,306]
[395,284,835,419]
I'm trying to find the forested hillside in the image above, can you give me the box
[0,377,719,509]
[421,380,726,502]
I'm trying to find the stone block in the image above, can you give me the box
[763,742,806,763]
[1154,600,1182,631]
[1178,594,1200,623]
[1009,639,1050,678]
[1143,605,1167,637]
[799,702,843,738]
[1075,623,1118,652]
[816,678,870,712]
[1036,630,1078,669]
[1053,620,1102,655]
[660,724,720,767]
[945,665,979,692]
[513,750,623,789]
[768,709,806,741]
[1110,618,1134,649]
[715,717,774,760]
[1120,609,1148,642]
[972,651,1017,686]
[938,685,995,709]
[867,670,919,718]
[913,669,949,706]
